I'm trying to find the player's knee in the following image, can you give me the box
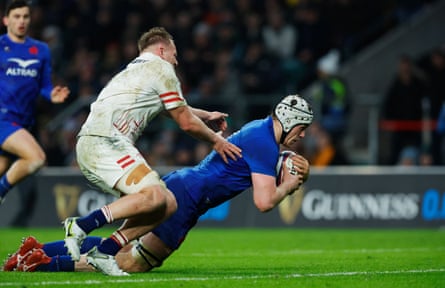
[139,185,168,213]
[115,248,146,273]
[165,189,177,217]
[27,154,46,174]
[131,241,163,272]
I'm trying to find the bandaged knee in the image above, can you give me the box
[131,239,162,268]
[117,168,166,195]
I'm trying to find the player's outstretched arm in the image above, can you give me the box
[168,106,242,163]
[189,107,229,132]
[251,172,299,213]
[250,155,310,213]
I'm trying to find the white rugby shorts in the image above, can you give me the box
[76,135,164,197]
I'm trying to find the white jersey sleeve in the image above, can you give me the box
[78,52,187,143]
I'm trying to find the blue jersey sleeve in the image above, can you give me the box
[38,43,53,101]
[233,117,280,177]
[170,116,281,213]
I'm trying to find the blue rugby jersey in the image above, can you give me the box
[0,34,53,126]
[153,116,281,249]
[166,116,281,211]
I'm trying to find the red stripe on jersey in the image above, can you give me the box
[162,96,183,104]
[121,159,135,169]
[159,91,179,98]
[160,92,182,104]
[117,155,131,164]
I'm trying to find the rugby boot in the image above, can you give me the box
[86,246,129,276]
[63,217,86,261]
[16,248,51,272]
[2,236,43,271]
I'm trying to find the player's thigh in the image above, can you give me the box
[151,175,200,250]
[115,163,165,196]
[1,128,44,159]
[76,136,162,197]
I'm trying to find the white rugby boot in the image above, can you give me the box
[86,246,129,276]
[63,217,86,261]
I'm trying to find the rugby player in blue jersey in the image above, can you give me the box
[3,95,313,274]
[0,0,70,204]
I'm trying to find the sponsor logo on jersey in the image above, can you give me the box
[5,58,39,77]
[130,58,148,64]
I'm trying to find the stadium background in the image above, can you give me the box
[0,0,444,228]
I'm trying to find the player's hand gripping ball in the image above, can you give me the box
[276,150,298,185]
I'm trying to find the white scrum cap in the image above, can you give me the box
[274,94,313,133]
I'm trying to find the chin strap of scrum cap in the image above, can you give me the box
[280,124,289,144]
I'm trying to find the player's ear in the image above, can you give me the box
[158,43,165,57]
[3,17,8,26]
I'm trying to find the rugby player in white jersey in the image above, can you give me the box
[61,27,242,276]
[3,95,312,275]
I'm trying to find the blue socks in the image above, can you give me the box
[75,209,108,234]
[36,255,74,272]
[37,236,103,272]
[43,237,103,256]
[0,175,12,198]
[97,237,122,256]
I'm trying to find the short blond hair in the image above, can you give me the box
[137,27,173,52]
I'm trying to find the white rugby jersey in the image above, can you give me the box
[78,52,187,143]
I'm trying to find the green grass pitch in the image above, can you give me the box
[0,228,444,287]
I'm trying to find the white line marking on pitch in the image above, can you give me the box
[0,268,444,286]
[190,247,445,256]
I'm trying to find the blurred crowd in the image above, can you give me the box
[0,0,439,167]
[380,47,445,166]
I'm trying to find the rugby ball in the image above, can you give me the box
[276,150,297,185]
